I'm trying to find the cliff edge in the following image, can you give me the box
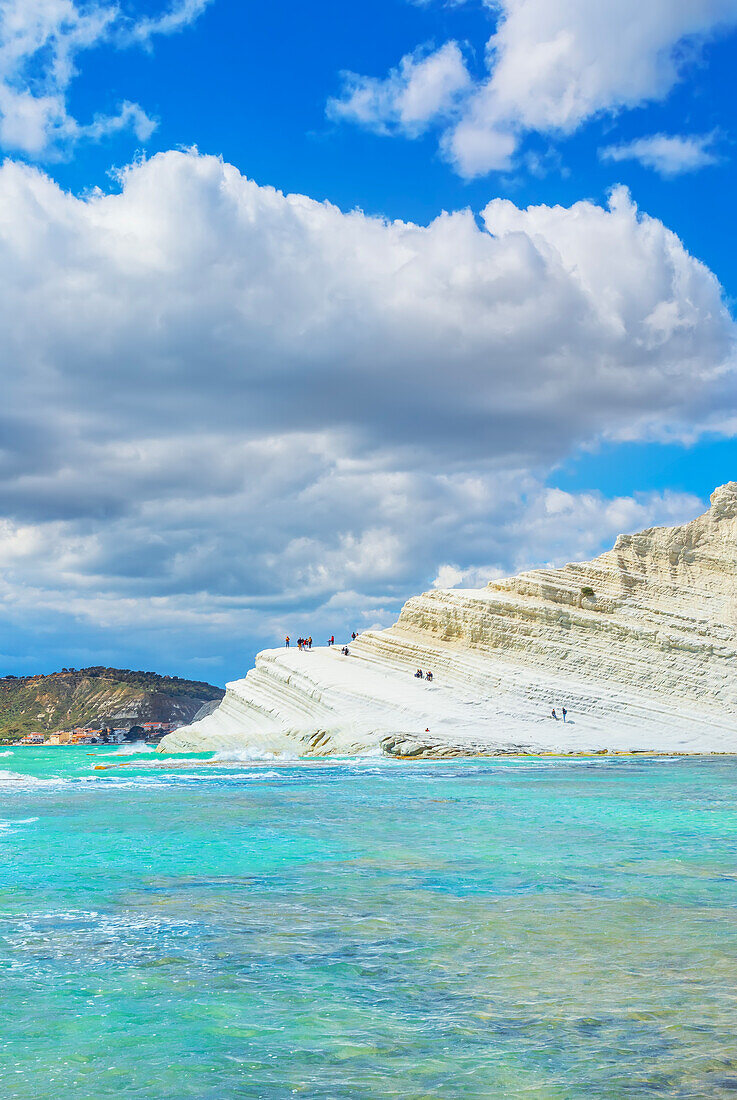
[160,484,737,756]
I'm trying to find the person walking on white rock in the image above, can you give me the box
[551,709,558,720]
[285,635,290,648]
[562,707,567,723]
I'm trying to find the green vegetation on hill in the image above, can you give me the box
[0,667,224,742]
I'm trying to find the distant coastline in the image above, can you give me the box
[0,667,223,744]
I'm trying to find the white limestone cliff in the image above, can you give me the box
[160,484,737,756]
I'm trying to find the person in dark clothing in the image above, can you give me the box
[562,707,567,723]
[308,636,312,649]
[426,671,433,682]
[551,709,558,720]
[351,632,357,641]
[415,669,423,678]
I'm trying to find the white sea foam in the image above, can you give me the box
[213,747,299,763]
[0,769,68,787]
[78,776,171,791]
[0,750,14,757]
[102,741,156,756]
[0,816,39,830]
[213,769,283,780]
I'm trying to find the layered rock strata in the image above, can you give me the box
[161,484,737,756]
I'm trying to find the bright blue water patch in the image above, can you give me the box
[1,749,736,1098]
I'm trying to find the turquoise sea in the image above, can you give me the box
[1,748,737,1098]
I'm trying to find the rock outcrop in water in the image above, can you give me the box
[160,484,737,756]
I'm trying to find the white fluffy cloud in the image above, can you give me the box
[431,486,704,590]
[0,459,705,678]
[330,0,737,176]
[124,0,211,44]
[600,132,720,177]
[0,0,210,157]
[0,149,733,675]
[327,41,471,136]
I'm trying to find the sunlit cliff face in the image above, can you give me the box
[160,486,737,757]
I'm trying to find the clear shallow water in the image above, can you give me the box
[1,750,737,1099]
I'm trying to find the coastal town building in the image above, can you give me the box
[14,719,183,747]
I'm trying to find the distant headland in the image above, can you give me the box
[0,667,224,745]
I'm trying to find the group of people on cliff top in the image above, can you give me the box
[285,631,357,650]
[414,669,433,681]
[551,707,568,722]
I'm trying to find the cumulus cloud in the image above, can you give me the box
[0,460,705,679]
[431,486,704,590]
[0,0,211,158]
[600,132,720,177]
[0,149,732,675]
[327,41,471,136]
[330,0,737,176]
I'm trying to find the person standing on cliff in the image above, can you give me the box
[285,635,290,648]
[308,636,312,649]
[562,707,567,723]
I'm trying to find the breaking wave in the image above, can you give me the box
[213,748,300,763]
[0,769,65,787]
[0,816,39,830]
[100,742,156,756]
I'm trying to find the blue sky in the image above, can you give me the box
[41,4,732,259]
[48,2,737,287]
[0,0,736,682]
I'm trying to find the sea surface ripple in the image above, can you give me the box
[1,748,736,1098]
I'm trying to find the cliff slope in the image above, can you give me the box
[161,484,737,756]
[0,668,224,742]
